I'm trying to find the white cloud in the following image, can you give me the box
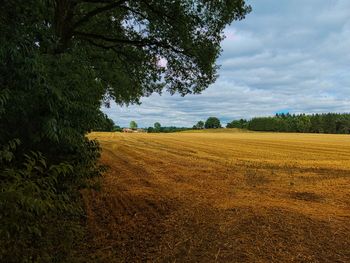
[103,0,350,127]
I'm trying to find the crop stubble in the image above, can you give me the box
[82,131,350,262]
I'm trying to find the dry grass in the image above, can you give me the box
[82,132,350,262]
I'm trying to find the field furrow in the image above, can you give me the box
[84,131,350,262]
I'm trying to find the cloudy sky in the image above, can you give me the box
[103,0,350,127]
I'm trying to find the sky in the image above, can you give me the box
[103,0,350,128]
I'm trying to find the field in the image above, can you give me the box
[83,131,350,262]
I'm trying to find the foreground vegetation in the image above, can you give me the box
[1,1,251,261]
[84,131,350,262]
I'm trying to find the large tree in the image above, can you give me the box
[0,0,250,260]
[1,0,251,153]
[1,0,251,150]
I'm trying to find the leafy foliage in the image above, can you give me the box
[227,113,350,134]
[205,117,222,129]
[154,122,161,131]
[193,120,205,129]
[0,0,250,260]
[129,120,138,130]
[147,126,191,133]
[226,119,248,129]
[93,114,116,132]
[0,142,85,262]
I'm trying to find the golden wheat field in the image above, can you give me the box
[83,130,350,262]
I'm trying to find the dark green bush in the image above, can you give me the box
[0,140,95,262]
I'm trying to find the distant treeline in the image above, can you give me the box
[93,118,191,133]
[147,126,191,133]
[227,113,350,134]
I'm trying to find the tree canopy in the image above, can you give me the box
[194,120,205,129]
[130,120,138,129]
[205,117,221,129]
[1,0,251,154]
[226,119,248,129]
[0,0,251,260]
[154,122,161,131]
[2,0,251,105]
[227,113,350,134]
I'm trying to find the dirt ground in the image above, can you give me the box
[82,131,350,262]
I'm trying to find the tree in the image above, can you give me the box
[195,121,205,129]
[227,119,248,129]
[93,114,116,131]
[244,113,350,134]
[205,117,221,129]
[113,125,122,132]
[130,121,138,130]
[154,122,161,131]
[1,0,251,158]
[0,1,251,260]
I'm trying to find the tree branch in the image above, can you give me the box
[78,0,115,3]
[84,38,119,49]
[140,0,177,23]
[75,31,149,46]
[75,30,185,55]
[119,5,148,20]
[73,0,126,29]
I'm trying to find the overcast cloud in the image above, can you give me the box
[103,0,350,127]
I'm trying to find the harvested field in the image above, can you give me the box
[83,131,350,262]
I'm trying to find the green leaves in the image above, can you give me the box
[205,117,221,129]
[49,0,251,101]
[0,147,82,262]
[0,1,251,261]
[0,89,9,114]
[0,139,21,163]
[244,113,350,134]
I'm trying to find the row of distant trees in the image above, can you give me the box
[193,117,222,129]
[96,113,350,134]
[146,117,223,132]
[95,117,224,132]
[147,122,190,133]
[227,113,350,134]
[145,117,223,132]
